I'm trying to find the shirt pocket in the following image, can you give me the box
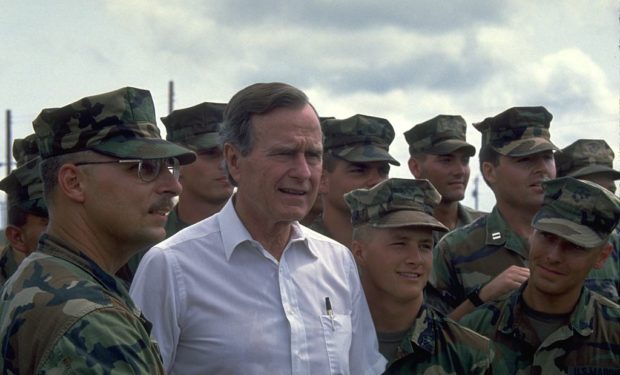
[320,313,352,375]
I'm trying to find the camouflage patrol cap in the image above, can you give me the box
[13,134,41,168]
[161,102,226,151]
[474,106,558,157]
[344,178,448,231]
[404,115,476,157]
[323,114,400,166]
[0,136,47,216]
[33,87,196,164]
[555,139,620,180]
[532,177,620,248]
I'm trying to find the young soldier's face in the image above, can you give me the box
[320,160,389,213]
[408,149,471,203]
[527,230,611,298]
[179,147,233,205]
[485,151,555,212]
[353,226,433,305]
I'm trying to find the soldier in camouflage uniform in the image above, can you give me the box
[404,115,486,245]
[0,87,196,373]
[310,114,400,248]
[555,139,620,303]
[117,102,233,286]
[0,134,48,286]
[161,102,233,236]
[345,178,492,374]
[428,107,558,320]
[460,177,620,374]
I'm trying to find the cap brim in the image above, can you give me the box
[532,218,607,248]
[495,137,558,157]
[426,140,476,156]
[92,139,196,165]
[334,145,401,166]
[565,165,620,180]
[370,210,449,232]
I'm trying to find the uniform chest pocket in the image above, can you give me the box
[320,313,352,375]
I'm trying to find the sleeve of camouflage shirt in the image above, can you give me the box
[38,306,165,373]
[428,235,464,314]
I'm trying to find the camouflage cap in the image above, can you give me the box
[322,114,400,166]
[161,102,226,151]
[474,106,558,157]
[555,139,620,180]
[404,115,476,156]
[33,87,196,164]
[0,136,47,216]
[13,134,41,168]
[344,178,448,231]
[532,177,620,248]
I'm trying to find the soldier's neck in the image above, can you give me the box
[496,201,537,239]
[433,200,460,230]
[321,204,353,249]
[177,194,227,225]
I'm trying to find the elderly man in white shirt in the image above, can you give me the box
[130,82,387,375]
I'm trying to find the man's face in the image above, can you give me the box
[527,229,610,297]
[353,226,433,305]
[225,103,323,226]
[408,149,471,203]
[179,147,233,206]
[80,155,182,250]
[579,172,617,194]
[20,214,48,254]
[321,159,390,214]
[484,151,556,212]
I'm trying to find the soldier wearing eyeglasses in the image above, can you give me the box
[0,87,195,374]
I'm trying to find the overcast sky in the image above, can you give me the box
[1,0,618,212]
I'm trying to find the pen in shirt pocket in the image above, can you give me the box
[325,297,335,331]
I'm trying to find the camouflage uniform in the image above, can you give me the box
[460,177,620,374]
[308,114,399,236]
[344,179,492,374]
[555,139,620,303]
[404,114,485,244]
[0,134,47,286]
[428,107,558,314]
[0,87,195,373]
[384,304,493,375]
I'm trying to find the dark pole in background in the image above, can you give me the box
[168,80,174,114]
[5,110,11,176]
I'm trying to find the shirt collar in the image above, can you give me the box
[397,303,437,357]
[218,196,318,261]
[485,206,529,256]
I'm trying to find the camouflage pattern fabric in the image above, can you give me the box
[344,178,447,231]
[460,284,620,374]
[383,304,493,374]
[322,114,400,165]
[162,102,226,151]
[12,133,41,168]
[431,203,487,246]
[0,134,47,217]
[555,139,620,179]
[427,206,529,315]
[403,114,475,156]
[164,205,190,238]
[0,245,21,287]
[531,177,620,248]
[0,234,165,373]
[32,86,195,164]
[474,106,558,157]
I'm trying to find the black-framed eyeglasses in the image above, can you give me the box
[74,157,180,182]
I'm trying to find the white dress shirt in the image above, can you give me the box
[130,198,386,375]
